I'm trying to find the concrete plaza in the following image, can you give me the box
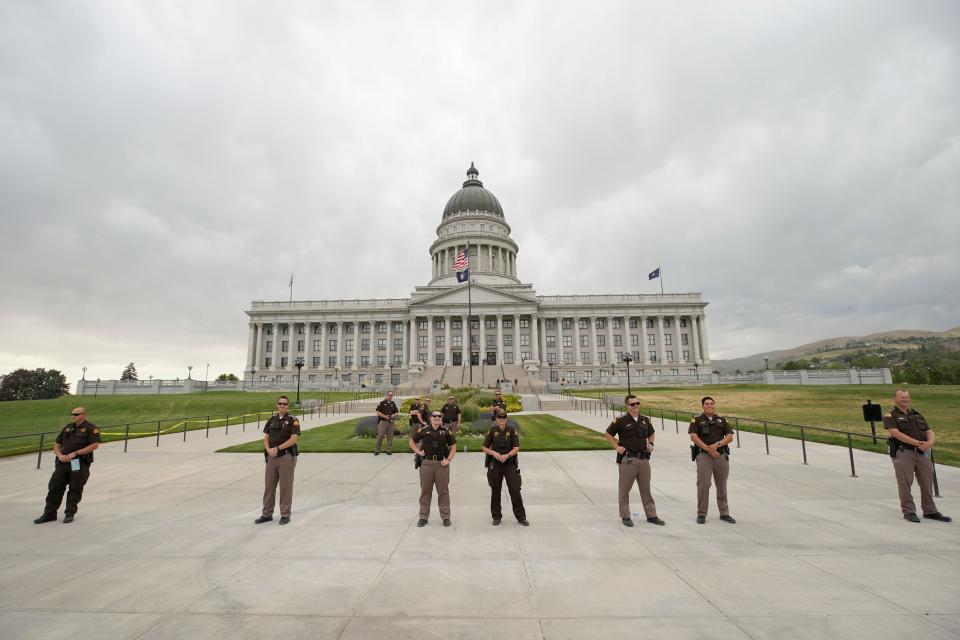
[1,399,958,639]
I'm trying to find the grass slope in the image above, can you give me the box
[573,385,960,466]
[0,391,366,457]
[220,414,609,454]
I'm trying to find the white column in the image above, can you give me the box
[656,316,667,366]
[444,315,451,365]
[427,315,435,365]
[351,321,360,369]
[496,314,504,365]
[254,322,264,371]
[530,315,537,363]
[699,315,711,361]
[640,316,650,365]
[674,315,684,363]
[334,321,343,367]
[407,319,415,366]
[271,322,280,370]
[285,323,295,371]
[320,322,328,370]
[246,323,257,370]
[479,313,486,363]
[589,316,598,366]
[513,314,521,364]
[573,316,582,365]
[304,321,313,370]
[691,315,701,363]
[555,315,564,364]
[386,319,393,368]
[606,316,615,369]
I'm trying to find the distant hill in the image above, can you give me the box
[712,326,960,372]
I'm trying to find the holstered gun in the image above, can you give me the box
[690,445,699,461]
[888,437,899,459]
[414,454,422,470]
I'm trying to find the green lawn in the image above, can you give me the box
[570,385,960,467]
[219,414,610,454]
[0,391,372,457]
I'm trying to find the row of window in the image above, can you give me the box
[547,368,694,382]
[260,316,696,336]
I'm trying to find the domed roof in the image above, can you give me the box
[442,163,504,219]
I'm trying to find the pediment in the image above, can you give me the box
[410,283,537,308]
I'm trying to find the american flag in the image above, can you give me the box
[453,249,469,272]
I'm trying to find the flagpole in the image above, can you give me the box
[659,265,663,295]
[289,274,294,302]
[466,242,473,385]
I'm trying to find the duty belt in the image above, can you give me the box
[623,451,650,461]
[422,454,445,461]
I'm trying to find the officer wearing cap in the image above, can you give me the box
[409,408,457,527]
[34,407,101,524]
[255,395,300,525]
[374,390,400,455]
[488,390,506,421]
[408,396,426,434]
[482,410,528,526]
[604,394,664,527]
[883,389,951,524]
[441,394,461,434]
[689,396,736,525]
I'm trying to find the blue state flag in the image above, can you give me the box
[648,267,660,280]
[456,269,470,283]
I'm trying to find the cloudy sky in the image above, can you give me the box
[1,1,958,384]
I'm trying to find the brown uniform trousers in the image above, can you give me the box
[44,461,92,517]
[262,454,297,518]
[893,449,938,515]
[696,453,730,517]
[618,458,657,519]
[418,459,451,521]
[488,463,525,521]
[376,420,395,452]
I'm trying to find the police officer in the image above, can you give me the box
[34,407,101,524]
[883,389,951,523]
[255,395,300,525]
[488,389,506,420]
[689,396,736,524]
[374,390,400,455]
[441,394,461,433]
[604,394,664,527]
[408,396,425,434]
[482,410,528,526]
[409,408,457,527]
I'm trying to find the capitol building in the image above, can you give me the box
[245,164,711,389]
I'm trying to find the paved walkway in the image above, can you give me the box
[1,404,958,640]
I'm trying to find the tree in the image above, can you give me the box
[0,368,70,401]
[215,373,239,382]
[120,362,139,382]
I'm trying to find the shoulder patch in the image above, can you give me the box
[93,428,100,434]
[690,418,697,424]
[884,412,892,418]
[292,419,300,427]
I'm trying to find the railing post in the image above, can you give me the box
[675,412,679,434]
[156,420,161,446]
[226,415,230,435]
[660,409,665,430]
[763,421,769,455]
[183,417,188,442]
[847,433,857,477]
[124,424,130,452]
[206,416,210,438]
[734,416,740,448]
[36,433,45,469]
[931,450,941,498]
[800,427,808,465]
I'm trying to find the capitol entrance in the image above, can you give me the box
[452,351,462,366]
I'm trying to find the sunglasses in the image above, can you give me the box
[496,415,507,419]
[430,414,442,418]
[277,402,288,406]
[71,412,83,417]
[627,402,640,407]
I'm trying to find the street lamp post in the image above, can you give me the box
[388,364,394,391]
[335,366,340,389]
[249,368,255,391]
[764,356,769,371]
[294,357,304,405]
[205,363,210,391]
[622,353,634,396]
[548,361,553,387]
[94,378,100,398]
[187,365,193,380]
[694,362,699,381]
[81,366,87,380]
